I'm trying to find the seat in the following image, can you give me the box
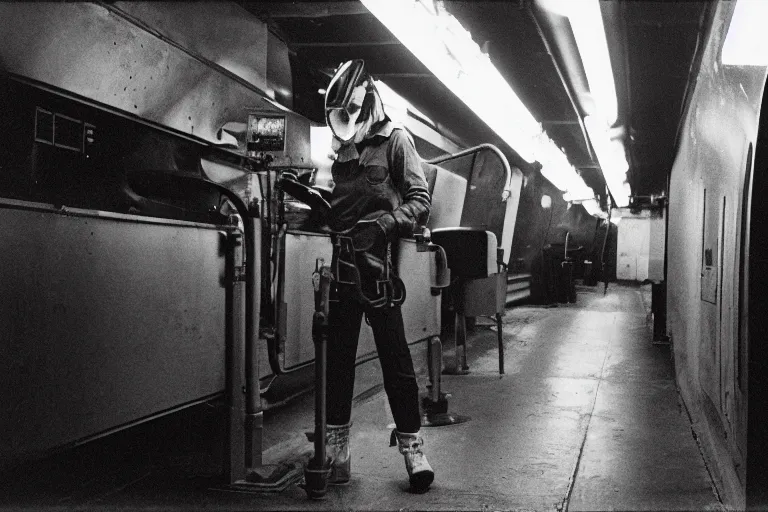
[421,146,523,376]
[430,227,498,280]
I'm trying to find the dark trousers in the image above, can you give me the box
[325,291,421,433]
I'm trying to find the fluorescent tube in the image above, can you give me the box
[584,115,630,207]
[362,0,595,202]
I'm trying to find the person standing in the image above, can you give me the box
[322,59,434,493]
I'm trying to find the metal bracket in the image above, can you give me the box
[232,264,246,283]
[421,336,471,427]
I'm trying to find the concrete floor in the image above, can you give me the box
[0,283,724,511]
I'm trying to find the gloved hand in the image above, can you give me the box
[375,212,398,243]
[349,218,387,251]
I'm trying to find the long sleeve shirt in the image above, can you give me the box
[327,123,431,237]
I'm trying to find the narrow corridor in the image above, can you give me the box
[0,284,724,511]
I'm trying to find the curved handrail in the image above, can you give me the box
[426,143,514,202]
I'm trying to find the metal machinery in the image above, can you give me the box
[0,1,522,496]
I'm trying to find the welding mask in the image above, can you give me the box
[325,59,378,143]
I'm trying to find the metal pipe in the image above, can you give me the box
[225,229,246,484]
[200,178,292,395]
[264,175,317,377]
[312,324,327,469]
[450,295,469,374]
[244,213,262,465]
[428,336,442,402]
[192,177,263,463]
[303,264,331,499]
[496,313,504,375]
[527,3,596,163]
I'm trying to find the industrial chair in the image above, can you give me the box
[421,145,523,375]
[430,227,506,374]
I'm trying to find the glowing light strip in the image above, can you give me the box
[722,0,768,66]
[567,0,617,124]
[584,115,630,207]
[541,0,628,206]
[580,198,602,217]
[361,0,594,202]
[567,1,629,206]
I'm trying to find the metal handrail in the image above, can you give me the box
[426,143,514,202]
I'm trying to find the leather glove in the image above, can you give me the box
[375,212,398,243]
[349,218,387,251]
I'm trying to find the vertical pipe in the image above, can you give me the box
[601,201,612,294]
[244,213,262,467]
[427,338,434,386]
[456,309,468,372]
[304,266,331,498]
[497,312,504,375]
[461,336,469,372]
[429,336,442,402]
[225,230,246,483]
[311,267,331,469]
[312,322,327,467]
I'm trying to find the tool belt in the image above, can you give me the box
[330,228,406,309]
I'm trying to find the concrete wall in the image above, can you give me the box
[667,1,767,507]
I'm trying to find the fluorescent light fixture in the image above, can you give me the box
[536,0,572,17]
[567,0,617,125]
[361,0,541,161]
[536,134,594,200]
[722,0,768,66]
[579,198,601,217]
[542,0,617,124]
[362,0,594,200]
[544,0,629,206]
[584,115,630,207]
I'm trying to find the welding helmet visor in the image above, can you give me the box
[325,59,369,143]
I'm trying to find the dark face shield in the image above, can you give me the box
[325,60,369,143]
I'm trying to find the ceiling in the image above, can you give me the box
[245,0,710,209]
[617,1,711,200]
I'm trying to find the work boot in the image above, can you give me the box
[390,429,434,492]
[327,422,352,484]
